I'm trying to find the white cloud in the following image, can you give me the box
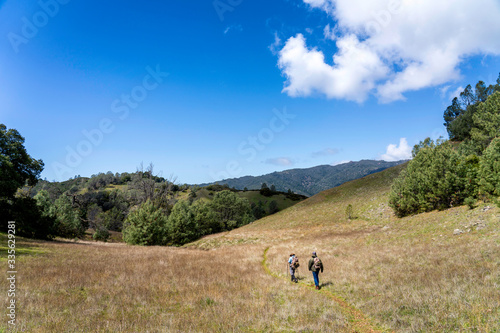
[311,147,340,158]
[449,86,464,101]
[331,160,351,166]
[224,24,243,35]
[278,0,500,103]
[269,31,282,55]
[278,33,388,102]
[264,157,294,166]
[323,24,337,41]
[380,138,412,161]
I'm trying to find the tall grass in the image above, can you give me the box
[2,164,499,332]
[1,239,346,332]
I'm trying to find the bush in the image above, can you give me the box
[389,142,478,217]
[464,197,477,210]
[122,200,168,245]
[92,226,110,242]
[478,137,500,198]
[210,190,254,230]
[53,194,85,238]
[167,201,199,246]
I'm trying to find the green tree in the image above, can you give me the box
[53,194,85,238]
[122,200,168,245]
[0,124,44,200]
[210,190,254,230]
[166,200,199,246]
[478,138,500,198]
[389,142,477,217]
[471,92,500,151]
[268,200,279,214]
[443,77,500,141]
[192,200,220,236]
[251,200,266,220]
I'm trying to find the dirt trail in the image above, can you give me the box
[262,247,391,333]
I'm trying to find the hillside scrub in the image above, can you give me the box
[391,80,500,218]
[389,141,478,217]
[478,137,500,198]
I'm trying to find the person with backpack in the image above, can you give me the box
[308,251,323,290]
[288,253,299,283]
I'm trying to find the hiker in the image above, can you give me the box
[308,251,324,290]
[288,253,299,283]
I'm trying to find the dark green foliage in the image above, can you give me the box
[92,225,110,242]
[166,200,199,246]
[53,194,85,238]
[192,201,220,236]
[478,138,500,198]
[101,206,126,231]
[251,201,266,220]
[7,197,55,239]
[464,197,476,210]
[389,142,478,217]
[0,124,44,200]
[0,124,47,237]
[122,200,168,246]
[268,200,279,215]
[259,187,273,197]
[412,137,437,158]
[444,76,500,141]
[209,190,254,230]
[471,92,500,151]
[345,204,353,220]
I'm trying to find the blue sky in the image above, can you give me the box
[1,0,500,184]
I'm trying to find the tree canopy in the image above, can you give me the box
[0,124,44,199]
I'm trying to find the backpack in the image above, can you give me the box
[291,256,300,269]
[313,257,321,270]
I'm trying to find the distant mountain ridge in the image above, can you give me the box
[200,160,407,197]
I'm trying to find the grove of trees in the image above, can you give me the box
[390,74,500,217]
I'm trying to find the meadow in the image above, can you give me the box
[2,164,499,332]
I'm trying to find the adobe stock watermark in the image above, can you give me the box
[213,0,242,22]
[6,221,17,327]
[51,65,168,180]
[364,0,402,36]
[7,0,71,54]
[209,107,296,181]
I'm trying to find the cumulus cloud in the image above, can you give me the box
[264,157,294,166]
[278,33,388,102]
[278,0,500,103]
[380,138,412,161]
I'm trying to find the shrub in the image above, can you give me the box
[92,226,110,242]
[389,142,478,217]
[122,200,168,245]
[478,137,500,198]
[167,200,199,246]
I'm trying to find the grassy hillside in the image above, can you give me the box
[2,164,499,332]
[192,163,500,332]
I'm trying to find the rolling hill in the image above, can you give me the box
[200,159,407,196]
[5,163,499,332]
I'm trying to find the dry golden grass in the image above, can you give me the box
[1,239,347,332]
[2,164,499,332]
[193,165,500,332]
